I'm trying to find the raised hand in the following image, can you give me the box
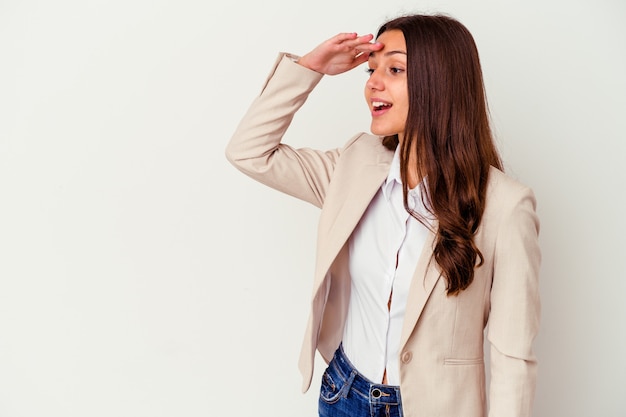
[297,32,384,76]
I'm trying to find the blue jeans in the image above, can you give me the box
[318,344,404,417]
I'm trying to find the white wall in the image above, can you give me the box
[1,0,624,416]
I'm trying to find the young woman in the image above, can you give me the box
[226,13,541,417]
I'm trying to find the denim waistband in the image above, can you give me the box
[330,344,402,405]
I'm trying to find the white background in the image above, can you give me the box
[1,0,625,416]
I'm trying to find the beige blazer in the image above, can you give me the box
[226,54,541,417]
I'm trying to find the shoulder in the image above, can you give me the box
[339,132,393,161]
[483,166,539,232]
[342,132,384,149]
[486,167,536,207]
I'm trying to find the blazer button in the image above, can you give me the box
[401,351,412,364]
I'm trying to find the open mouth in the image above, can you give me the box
[372,101,392,112]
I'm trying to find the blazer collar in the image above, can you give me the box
[315,141,393,281]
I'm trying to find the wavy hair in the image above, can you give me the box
[377,14,502,295]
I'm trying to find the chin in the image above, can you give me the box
[370,126,395,137]
[370,125,385,136]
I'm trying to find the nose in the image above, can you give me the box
[366,69,384,91]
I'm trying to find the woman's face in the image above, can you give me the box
[364,29,409,142]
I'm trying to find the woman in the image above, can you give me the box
[226,13,540,417]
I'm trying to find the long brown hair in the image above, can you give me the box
[378,14,502,295]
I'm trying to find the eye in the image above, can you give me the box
[389,67,405,74]
[365,68,375,75]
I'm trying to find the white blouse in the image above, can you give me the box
[342,148,431,385]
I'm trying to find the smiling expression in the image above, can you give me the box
[364,30,409,142]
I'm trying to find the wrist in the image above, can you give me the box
[295,54,320,73]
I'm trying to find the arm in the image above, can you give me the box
[225,34,383,208]
[488,186,541,417]
[225,54,332,207]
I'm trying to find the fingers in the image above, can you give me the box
[352,52,371,68]
[298,32,384,75]
[355,39,384,55]
[344,33,384,57]
[333,32,359,42]
[332,32,376,49]
[355,33,375,44]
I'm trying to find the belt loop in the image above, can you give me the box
[340,370,357,399]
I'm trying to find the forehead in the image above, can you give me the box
[371,30,406,59]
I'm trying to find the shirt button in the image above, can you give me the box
[401,351,413,364]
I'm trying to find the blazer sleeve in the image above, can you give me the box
[487,185,541,417]
[225,53,344,209]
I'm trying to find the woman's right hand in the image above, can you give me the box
[297,32,384,76]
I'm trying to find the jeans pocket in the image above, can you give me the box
[319,366,344,404]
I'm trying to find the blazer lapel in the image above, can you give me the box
[399,225,441,350]
[314,145,392,287]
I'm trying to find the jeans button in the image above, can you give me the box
[371,388,382,398]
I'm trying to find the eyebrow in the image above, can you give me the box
[369,50,407,58]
